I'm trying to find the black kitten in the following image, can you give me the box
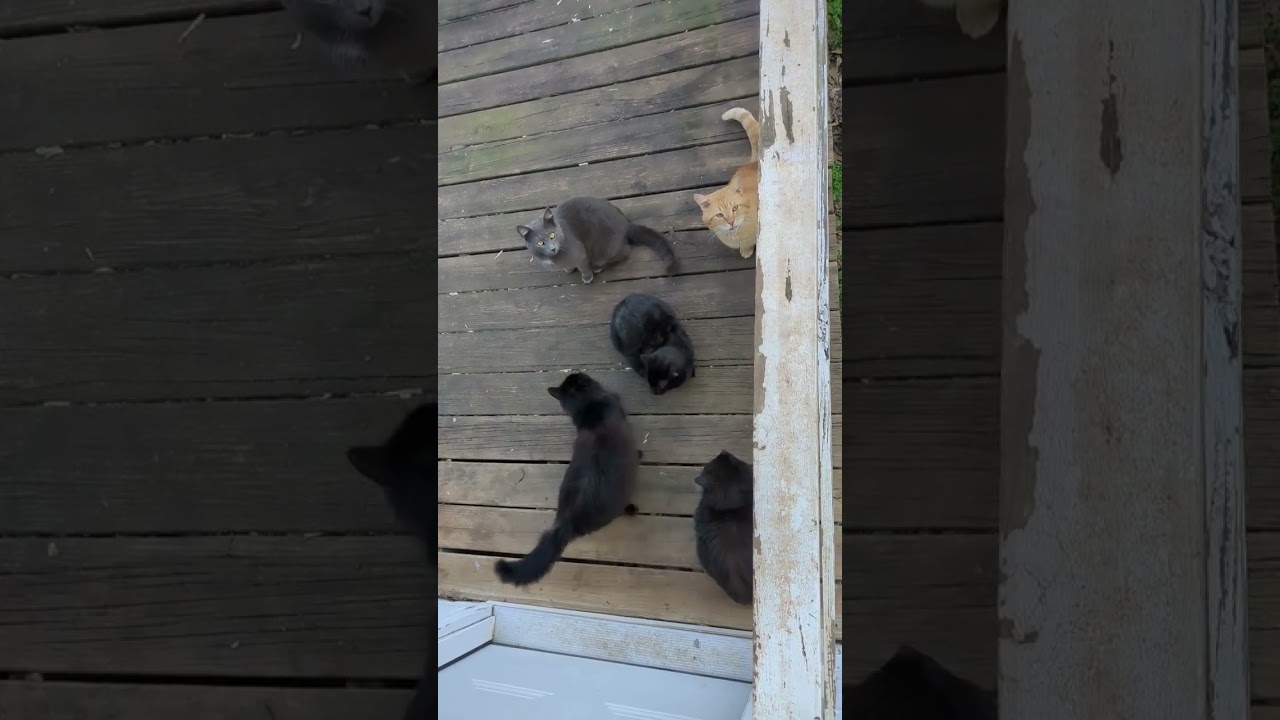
[494,373,639,586]
[347,402,435,552]
[847,646,998,720]
[281,0,434,82]
[609,293,696,395]
[693,451,753,604]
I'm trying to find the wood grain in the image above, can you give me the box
[0,12,431,150]
[0,0,275,35]
[841,204,1279,376]
[438,0,655,53]
[0,536,431,678]
[438,461,844,521]
[0,682,414,720]
[438,56,759,149]
[0,397,417,534]
[439,364,843,415]
[842,0,1261,82]
[438,0,757,84]
[0,126,433,274]
[438,414,844,467]
[438,15,759,117]
[439,142,751,220]
[843,51,1270,228]
[438,505,844,576]
[438,187,715,256]
[440,0,531,24]
[1000,2,1246,714]
[439,313,844,373]
[440,97,759,186]
[0,255,435,404]
[438,231,755,293]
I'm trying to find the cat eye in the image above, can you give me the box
[549,232,555,240]
[714,213,724,219]
[732,205,739,212]
[537,240,545,246]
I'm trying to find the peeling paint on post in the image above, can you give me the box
[999,1,1247,718]
[751,0,836,717]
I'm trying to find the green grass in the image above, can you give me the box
[826,0,841,51]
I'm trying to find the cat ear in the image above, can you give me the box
[694,473,709,489]
[692,194,709,208]
[547,386,563,400]
[542,207,554,223]
[347,446,393,486]
[516,225,531,240]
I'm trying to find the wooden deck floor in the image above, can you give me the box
[435,0,847,635]
[0,1,434,716]
[841,0,1280,706]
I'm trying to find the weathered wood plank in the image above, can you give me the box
[439,0,757,84]
[0,398,416,534]
[0,537,430,678]
[841,204,1279,376]
[753,0,834,712]
[439,505,844,576]
[0,126,433,274]
[1000,1,1247,715]
[439,16,758,117]
[0,682,414,720]
[440,97,759,186]
[842,0,1261,83]
[438,231,754,293]
[438,56,759,149]
[439,268,756,333]
[439,550,756,631]
[439,313,844,373]
[0,13,431,150]
[439,365,843,415]
[439,0,654,53]
[440,0,531,24]
[0,255,434,404]
[439,142,750,220]
[437,414,844,467]
[844,50,1270,228]
[438,461,844,521]
[438,187,714,256]
[0,0,274,35]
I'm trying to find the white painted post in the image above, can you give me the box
[1000,0,1248,718]
[752,0,837,716]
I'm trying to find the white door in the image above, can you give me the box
[438,644,751,720]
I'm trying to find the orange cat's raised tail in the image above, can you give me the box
[721,107,760,162]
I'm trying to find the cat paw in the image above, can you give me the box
[956,1,1000,38]
[740,246,755,259]
[581,272,594,284]
[624,504,638,516]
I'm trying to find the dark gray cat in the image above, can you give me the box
[516,197,678,284]
[281,0,434,83]
[693,451,753,605]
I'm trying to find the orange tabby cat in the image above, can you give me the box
[694,108,759,259]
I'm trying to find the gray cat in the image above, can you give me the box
[281,0,433,83]
[516,197,678,284]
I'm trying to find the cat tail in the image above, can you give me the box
[626,224,678,273]
[494,521,575,586]
[721,107,760,163]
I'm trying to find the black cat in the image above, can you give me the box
[494,373,639,586]
[693,451,753,604]
[345,402,436,720]
[609,293,696,395]
[846,646,998,719]
[346,402,436,555]
[281,0,434,82]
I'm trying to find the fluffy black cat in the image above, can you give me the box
[494,373,639,586]
[609,293,696,395]
[693,450,753,605]
[281,0,434,83]
[846,646,998,720]
[346,402,436,555]
[345,402,436,720]
[516,197,677,284]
